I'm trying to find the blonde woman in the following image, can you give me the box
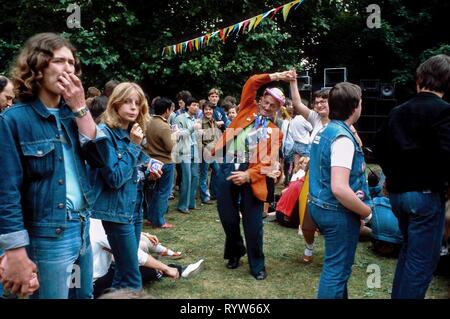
[89,82,151,291]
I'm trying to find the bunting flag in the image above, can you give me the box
[162,0,304,57]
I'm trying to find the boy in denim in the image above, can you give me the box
[89,82,150,291]
[308,82,372,299]
[374,54,450,299]
[0,33,107,298]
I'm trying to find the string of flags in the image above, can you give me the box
[162,0,305,57]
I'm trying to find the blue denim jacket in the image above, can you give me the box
[0,99,107,250]
[89,124,149,224]
[309,120,371,211]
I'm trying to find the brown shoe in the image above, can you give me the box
[302,254,313,264]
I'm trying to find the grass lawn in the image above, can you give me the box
[142,190,449,299]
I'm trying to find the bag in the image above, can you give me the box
[275,179,304,228]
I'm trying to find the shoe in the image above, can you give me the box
[253,270,267,280]
[177,208,189,214]
[159,248,183,259]
[181,259,204,278]
[189,207,201,210]
[226,257,241,269]
[160,223,173,229]
[201,200,214,205]
[302,254,313,264]
[168,193,175,200]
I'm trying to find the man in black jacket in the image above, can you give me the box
[374,54,450,299]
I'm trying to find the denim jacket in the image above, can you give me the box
[0,99,107,250]
[309,120,371,212]
[89,124,149,224]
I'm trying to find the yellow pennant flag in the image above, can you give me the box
[226,25,234,37]
[283,0,300,21]
[253,14,264,29]
[194,38,199,50]
[299,171,309,226]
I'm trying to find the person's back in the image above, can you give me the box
[376,94,450,193]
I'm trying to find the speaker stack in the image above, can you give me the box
[297,75,312,105]
[356,79,397,148]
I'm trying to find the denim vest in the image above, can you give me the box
[0,99,107,246]
[309,120,371,212]
[89,124,149,224]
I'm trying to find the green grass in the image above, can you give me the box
[142,192,449,299]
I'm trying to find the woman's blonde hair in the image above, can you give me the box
[101,82,149,131]
[9,33,81,102]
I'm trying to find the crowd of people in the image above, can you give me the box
[0,32,449,299]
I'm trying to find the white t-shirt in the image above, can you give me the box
[307,111,324,144]
[330,136,354,169]
[290,115,313,144]
[90,218,148,281]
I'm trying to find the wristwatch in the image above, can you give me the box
[73,106,89,118]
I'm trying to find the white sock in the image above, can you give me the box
[304,244,314,257]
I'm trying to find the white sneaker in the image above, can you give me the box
[181,259,204,278]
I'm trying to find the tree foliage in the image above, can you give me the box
[0,0,448,101]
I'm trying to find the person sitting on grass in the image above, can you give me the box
[90,218,204,298]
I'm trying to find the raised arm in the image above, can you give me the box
[289,71,312,120]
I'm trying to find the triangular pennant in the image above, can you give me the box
[262,9,275,19]
[188,40,193,52]
[282,1,297,21]
[173,44,177,55]
[247,16,257,32]
[293,0,303,10]
[237,21,244,33]
[226,25,234,37]
[242,19,250,33]
[253,14,264,29]
[194,38,199,50]
[270,5,284,20]
[198,36,203,47]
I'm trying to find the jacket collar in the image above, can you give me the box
[30,98,72,119]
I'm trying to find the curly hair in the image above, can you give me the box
[100,82,150,131]
[9,32,81,102]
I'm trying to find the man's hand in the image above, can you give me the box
[0,248,39,297]
[226,171,250,186]
[216,120,224,128]
[57,72,86,111]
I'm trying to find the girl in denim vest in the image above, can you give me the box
[308,82,372,299]
[90,82,150,291]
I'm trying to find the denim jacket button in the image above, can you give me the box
[59,156,63,161]
[58,203,65,209]
[58,179,64,185]
[55,228,62,235]
[36,150,43,156]
[55,134,60,139]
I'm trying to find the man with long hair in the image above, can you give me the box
[0,33,107,298]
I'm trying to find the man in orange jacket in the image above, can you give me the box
[212,70,296,280]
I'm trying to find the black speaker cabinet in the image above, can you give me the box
[380,83,395,99]
[323,68,347,88]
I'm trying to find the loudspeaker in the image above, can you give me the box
[380,83,395,99]
[324,68,347,88]
[297,76,312,91]
[360,79,380,98]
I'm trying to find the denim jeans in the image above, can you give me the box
[389,191,446,299]
[199,161,220,202]
[101,189,143,291]
[309,203,361,299]
[178,151,199,211]
[292,141,310,157]
[27,210,93,299]
[144,163,175,226]
[0,249,3,297]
